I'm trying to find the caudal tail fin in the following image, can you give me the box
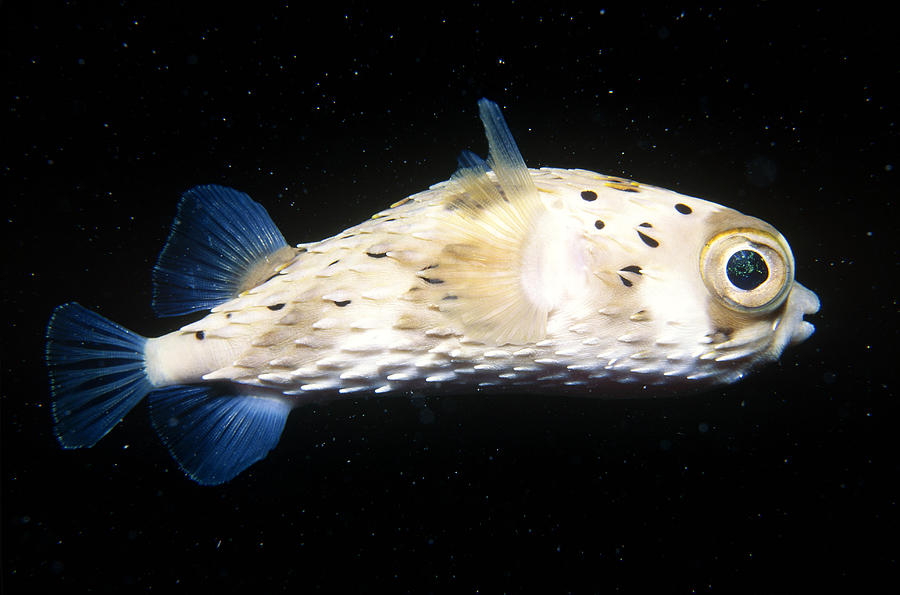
[46,301,291,485]
[46,185,296,484]
[46,303,153,448]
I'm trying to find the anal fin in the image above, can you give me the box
[152,185,294,317]
[148,385,292,485]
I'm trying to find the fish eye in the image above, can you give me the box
[726,250,768,290]
[700,227,794,313]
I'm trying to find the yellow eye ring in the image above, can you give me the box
[700,227,794,313]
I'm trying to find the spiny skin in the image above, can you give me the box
[144,167,820,401]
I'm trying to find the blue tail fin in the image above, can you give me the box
[149,385,291,485]
[46,303,153,448]
[152,185,293,317]
[47,303,291,484]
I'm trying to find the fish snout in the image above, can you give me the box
[787,282,820,346]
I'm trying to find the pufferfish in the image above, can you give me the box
[46,99,820,485]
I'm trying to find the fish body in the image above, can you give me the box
[46,100,820,484]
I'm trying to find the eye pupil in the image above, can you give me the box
[726,250,769,290]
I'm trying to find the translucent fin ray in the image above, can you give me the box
[456,149,487,169]
[46,303,152,448]
[152,185,293,317]
[437,99,548,345]
[477,98,538,198]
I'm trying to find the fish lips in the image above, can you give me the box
[784,281,820,348]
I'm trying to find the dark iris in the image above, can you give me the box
[726,250,769,290]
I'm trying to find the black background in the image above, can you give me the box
[3,3,897,593]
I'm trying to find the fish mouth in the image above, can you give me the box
[786,282,820,347]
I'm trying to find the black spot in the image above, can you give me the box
[267,303,285,311]
[333,300,352,307]
[618,275,633,287]
[442,295,458,300]
[366,251,388,258]
[421,277,445,285]
[420,264,439,271]
[638,222,653,228]
[226,313,232,319]
[195,330,205,340]
[328,259,340,267]
[637,230,660,248]
[620,265,642,275]
[675,203,693,214]
[594,220,605,230]
[581,190,598,201]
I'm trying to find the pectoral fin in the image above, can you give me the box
[436,99,548,345]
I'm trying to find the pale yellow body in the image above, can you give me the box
[145,167,819,399]
[47,99,820,485]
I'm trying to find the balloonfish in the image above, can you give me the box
[46,99,820,484]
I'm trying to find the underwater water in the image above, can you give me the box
[4,4,896,592]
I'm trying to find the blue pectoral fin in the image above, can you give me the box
[148,385,292,485]
[152,185,294,317]
[457,149,487,169]
[46,303,153,448]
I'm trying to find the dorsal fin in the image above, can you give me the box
[437,99,549,345]
[152,185,295,317]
